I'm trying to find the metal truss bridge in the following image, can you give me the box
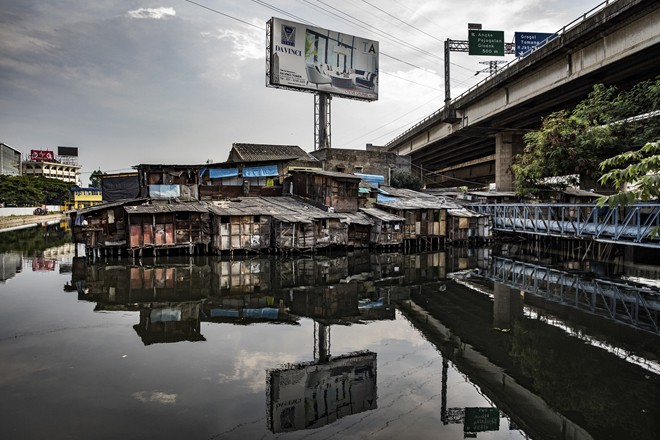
[480,256,660,334]
[472,203,660,248]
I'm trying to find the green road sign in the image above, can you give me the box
[464,407,500,432]
[468,30,504,56]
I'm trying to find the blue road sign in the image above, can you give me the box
[515,32,556,57]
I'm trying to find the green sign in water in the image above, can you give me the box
[468,30,505,56]
[464,407,500,432]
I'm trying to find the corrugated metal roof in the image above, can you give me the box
[208,196,374,225]
[229,144,314,163]
[125,201,209,214]
[379,186,437,199]
[447,208,484,218]
[360,207,405,222]
[290,169,361,180]
[376,187,465,210]
[74,198,148,215]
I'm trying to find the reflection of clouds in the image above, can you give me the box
[331,311,429,351]
[217,349,297,393]
[132,391,177,405]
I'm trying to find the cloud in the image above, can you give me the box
[127,7,176,20]
[132,391,177,404]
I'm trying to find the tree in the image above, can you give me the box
[597,141,660,207]
[89,169,105,188]
[390,171,422,191]
[0,175,72,206]
[512,77,660,195]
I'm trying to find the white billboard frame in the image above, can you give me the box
[267,17,379,102]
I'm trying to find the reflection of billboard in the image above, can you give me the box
[267,17,379,101]
[268,351,377,433]
[30,149,55,162]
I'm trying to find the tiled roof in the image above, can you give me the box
[229,144,316,163]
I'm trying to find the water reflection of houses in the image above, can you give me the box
[70,146,489,257]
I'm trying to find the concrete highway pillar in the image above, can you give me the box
[493,282,524,330]
[495,131,525,192]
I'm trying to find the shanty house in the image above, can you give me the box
[125,201,211,255]
[135,164,201,201]
[375,187,447,248]
[208,198,272,253]
[71,199,146,256]
[359,207,404,247]
[287,170,361,213]
[446,207,491,242]
[199,144,320,199]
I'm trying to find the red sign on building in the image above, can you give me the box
[30,150,55,162]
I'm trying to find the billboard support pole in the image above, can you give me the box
[314,92,332,150]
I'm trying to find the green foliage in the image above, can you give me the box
[390,171,422,191]
[89,169,105,188]
[597,140,660,206]
[513,77,660,195]
[0,175,72,206]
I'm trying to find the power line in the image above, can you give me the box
[249,0,313,25]
[182,0,264,30]
[360,0,444,44]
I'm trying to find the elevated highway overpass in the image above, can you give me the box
[385,0,660,190]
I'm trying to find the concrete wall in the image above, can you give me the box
[0,206,62,216]
[311,148,411,185]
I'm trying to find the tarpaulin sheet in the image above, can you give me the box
[243,164,279,178]
[355,173,385,185]
[244,308,279,319]
[149,184,180,198]
[102,175,140,201]
[377,194,399,203]
[210,309,240,318]
[209,168,239,178]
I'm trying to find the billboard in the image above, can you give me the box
[267,17,379,101]
[30,150,55,162]
[514,32,556,57]
[58,146,78,157]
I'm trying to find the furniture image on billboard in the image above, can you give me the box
[305,64,332,88]
[354,70,377,89]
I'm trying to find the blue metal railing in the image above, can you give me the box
[472,203,660,246]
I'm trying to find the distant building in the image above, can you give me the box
[0,142,22,176]
[70,187,103,210]
[311,146,410,186]
[22,149,81,183]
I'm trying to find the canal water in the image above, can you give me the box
[1,224,658,440]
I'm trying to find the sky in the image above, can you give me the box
[0,0,604,185]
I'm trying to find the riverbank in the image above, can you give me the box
[0,213,68,232]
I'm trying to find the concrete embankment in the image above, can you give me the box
[0,214,68,233]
